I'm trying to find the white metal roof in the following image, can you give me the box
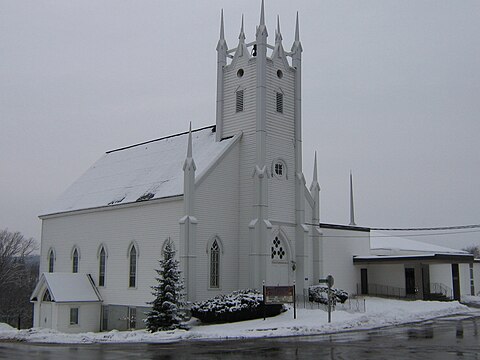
[31,273,102,303]
[370,232,467,254]
[41,126,235,216]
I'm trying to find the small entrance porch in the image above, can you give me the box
[354,254,474,301]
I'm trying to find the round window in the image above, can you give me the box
[237,69,244,78]
[277,70,283,79]
[272,159,287,179]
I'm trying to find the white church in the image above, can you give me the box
[31,2,477,333]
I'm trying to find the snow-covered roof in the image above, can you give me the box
[31,273,102,302]
[370,232,467,254]
[41,126,236,216]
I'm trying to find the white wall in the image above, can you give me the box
[321,228,370,295]
[429,264,453,291]
[55,302,101,333]
[40,198,183,308]
[195,141,240,300]
[366,264,405,289]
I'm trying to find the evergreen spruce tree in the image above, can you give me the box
[146,239,185,332]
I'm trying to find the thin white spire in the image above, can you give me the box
[187,122,193,158]
[239,14,245,41]
[275,15,283,42]
[295,11,300,42]
[220,9,225,40]
[349,171,356,226]
[260,0,265,26]
[313,151,318,182]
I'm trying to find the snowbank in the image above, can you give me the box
[0,323,14,332]
[0,298,475,344]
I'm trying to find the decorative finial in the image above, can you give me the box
[349,171,356,226]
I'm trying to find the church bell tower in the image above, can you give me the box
[214,1,307,292]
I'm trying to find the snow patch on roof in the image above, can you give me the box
[371,232,468,254]
[32,273,102,302]
[42,127,234,216]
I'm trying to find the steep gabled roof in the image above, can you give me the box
[41,126,236,216]
[31,273,102,303]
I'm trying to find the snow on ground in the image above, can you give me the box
[0,297,476,344]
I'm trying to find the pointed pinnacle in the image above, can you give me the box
[276,15,283,42]
[220,9,225,40]
[260,0,265,26]
[187,122,193,158]
[239,14,245,40]
[295,11,300,42]
[349,171,356,226]
[313,151,318,181]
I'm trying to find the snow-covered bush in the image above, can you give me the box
[191,289,284,323]
[308,286,348,306]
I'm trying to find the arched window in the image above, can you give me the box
[72,248,79,273]
[48,249,55,273]
[99,247,106,287]
[209,239,220,288]
[129,245,137,288]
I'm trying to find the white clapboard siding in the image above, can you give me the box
[41,198,183,307]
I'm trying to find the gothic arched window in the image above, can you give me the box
[48,249,55,273]
[99,247,106,287]
[72,248,79,273]
[209,239,220,288]
[129,245,137,288]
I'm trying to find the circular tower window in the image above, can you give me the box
[277,70,283,79]
[237,69,244,78]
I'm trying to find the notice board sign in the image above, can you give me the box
[264,286,295,304]
[263,285,296,319]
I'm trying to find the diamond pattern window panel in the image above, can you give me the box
[236,90,244,113]
[210,240,220,288]
[271,236,286,261]
[276,92,283,113]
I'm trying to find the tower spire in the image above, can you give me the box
[295,11,300,42]
[260,0,265,26]
[291,11,303,53]
[220,9,225,40]
[310,151,320,193]
[275,15,283,43]
[349,171,356,226]
[239,14,245,41]
[187,122,193,158]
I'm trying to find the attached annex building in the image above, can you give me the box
[31,3,478,333]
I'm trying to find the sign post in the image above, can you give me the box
[319,274,334,323]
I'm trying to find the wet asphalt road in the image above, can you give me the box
[1,314,480,359]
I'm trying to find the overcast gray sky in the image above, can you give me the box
[1,0,479,249]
